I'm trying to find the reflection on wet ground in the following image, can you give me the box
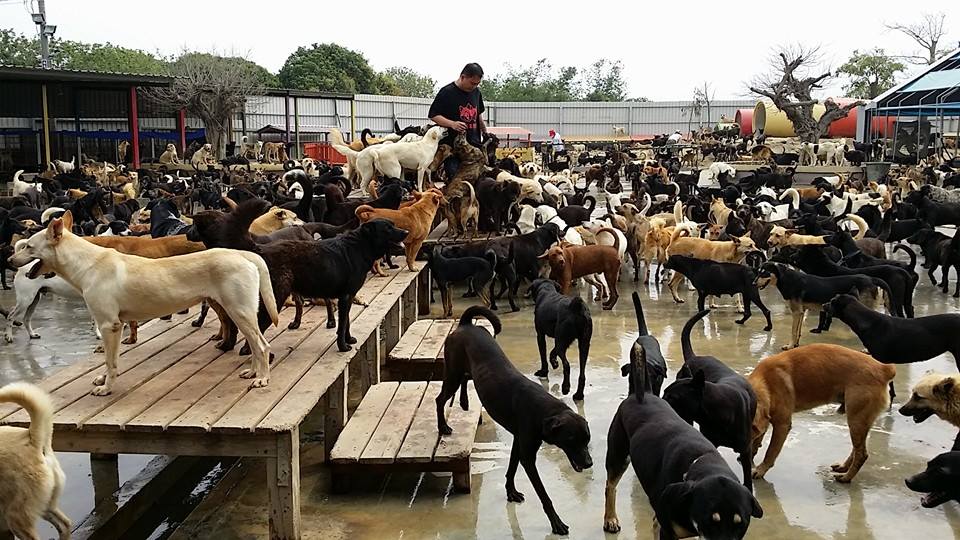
[0,289,155,540]
[168,267,960,539]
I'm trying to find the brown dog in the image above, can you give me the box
[356,188,446,272]
[540,234,621,310]
[900,373,960,430]
[749,343,895,483]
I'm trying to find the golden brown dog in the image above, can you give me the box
[159,143,180,164]
[249,207,304,236]
[751,145,774,164]
[666,233,757,302]
[356,188,446,273]
[709,196,733,227]
[749,343,895,483]
[766,226,827,248]
[900,373,960,429]
[539,233,622,310]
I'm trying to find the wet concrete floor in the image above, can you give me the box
[0,289,155,540]
[167,262,960,540]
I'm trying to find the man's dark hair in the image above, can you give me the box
[461,63,484,78]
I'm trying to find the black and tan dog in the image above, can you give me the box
[603,326,762,537]
[437,306,592,536]
[755,262,891,350]
[426,246,497,317]
[529,279,593,401]
[662,309,757,491]
[664,255,772,330]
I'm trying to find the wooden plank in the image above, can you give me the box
[170,272,398,433]
[388,320,432,362]
[434,381,481,463]
[359,382,428,464]
[2,315,204,425]
[412,320,453,361]
[85,310,318,431]
[328,382,399,464]
[256,267,422,433]
[0,310,197,419]
[267,429,301,540]
[212,310,339,433]
[396,381,443,463]
[54,323,222,429]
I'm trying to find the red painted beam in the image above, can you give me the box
[129,86,140,168]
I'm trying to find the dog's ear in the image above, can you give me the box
[620,364,630,377]
[541,415,563,438]
[46,216,64,242]
[934,378,956,399]
[660,481,693,512]
[61,210,74,231]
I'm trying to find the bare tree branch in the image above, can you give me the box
[886,12,950,65]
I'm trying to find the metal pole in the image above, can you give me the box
[293,96,301,159]
[41,84,51,168]
[33,0,55,69]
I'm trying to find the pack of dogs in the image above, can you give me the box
[3,124,960,538]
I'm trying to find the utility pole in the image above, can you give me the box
[31,0,57,69]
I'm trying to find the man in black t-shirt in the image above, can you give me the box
[429,62,487,179]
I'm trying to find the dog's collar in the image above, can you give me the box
[838,249,862,262]
[683,456,705,481]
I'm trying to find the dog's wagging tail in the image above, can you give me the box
[458,305,502,335]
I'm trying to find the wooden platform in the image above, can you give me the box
[329,381,482,493]
[0,264,430,540]
[421,219,516,249]
[387,319,495,381]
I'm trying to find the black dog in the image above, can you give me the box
[826,293,960,370]
[441,239,518,312]
[529,279,593,400]
[556,196,596,226]
[662,309,757,491]
[907,228,960,296]
[905,451,960,508]
[664,255,772,330]
[426,247,497,317]
[603,323,762,536]
[437,306,592,536]
[626,291,668,396]
[147,198,192,237]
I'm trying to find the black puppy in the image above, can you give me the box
[826,293,960,370]
[907,228,960,296]
[625,291,668,396]
[662,310,757,491]
[426,246,497,318]
[664,255,772,330]
[604,321,762,536]
[529,279,593,400]
[905,451,960,508]
[437,306,592,536]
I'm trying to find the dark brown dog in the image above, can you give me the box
[540,234,621,309]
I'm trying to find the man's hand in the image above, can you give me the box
[450,121,467,133]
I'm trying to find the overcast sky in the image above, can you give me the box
[2,1,958,101]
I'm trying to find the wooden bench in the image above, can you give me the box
[387,318,494,381]
[0,264,429,540]
[329,380,482,493]
[421,219,517,250]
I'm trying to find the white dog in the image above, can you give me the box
[0,382,70,540]
[343,126,445,192]
[12,170,42,206]
[9,211,279,395]
[4,258,97,344]
[159,143,181,165]
[190,143,215,168]
[496,170,543,203]
[49,156,75,174]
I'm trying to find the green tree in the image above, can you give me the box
[837,48,905,99]
[54,41,168,74]
[580,60,627,101]
[0,29,38,67]
[377,66,436,98]
[278,43,378,93]
[482,59,579,101]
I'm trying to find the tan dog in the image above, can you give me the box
[666,233,756,302]
[900,373,960,429]
[709,196,733,227]
[159,143,181,165]
[190,143,215,168]
[249,207,304,236]
[749,343,895,482]
[261,142,288,164]
[766,226,827,248]
[539,233,622,310]
[0,383,70,540]
[751,145,774,164]
[8,211,279,395]
[118,140,129,162]
[355,188,446,272]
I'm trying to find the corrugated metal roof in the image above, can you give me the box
[0,65,172,86]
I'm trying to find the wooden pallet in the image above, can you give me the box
[329,380,481,493]
[387,319,494,381]
[0,264,430,540]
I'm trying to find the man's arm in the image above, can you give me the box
[430,115,466,133]
[478,115,487,135]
